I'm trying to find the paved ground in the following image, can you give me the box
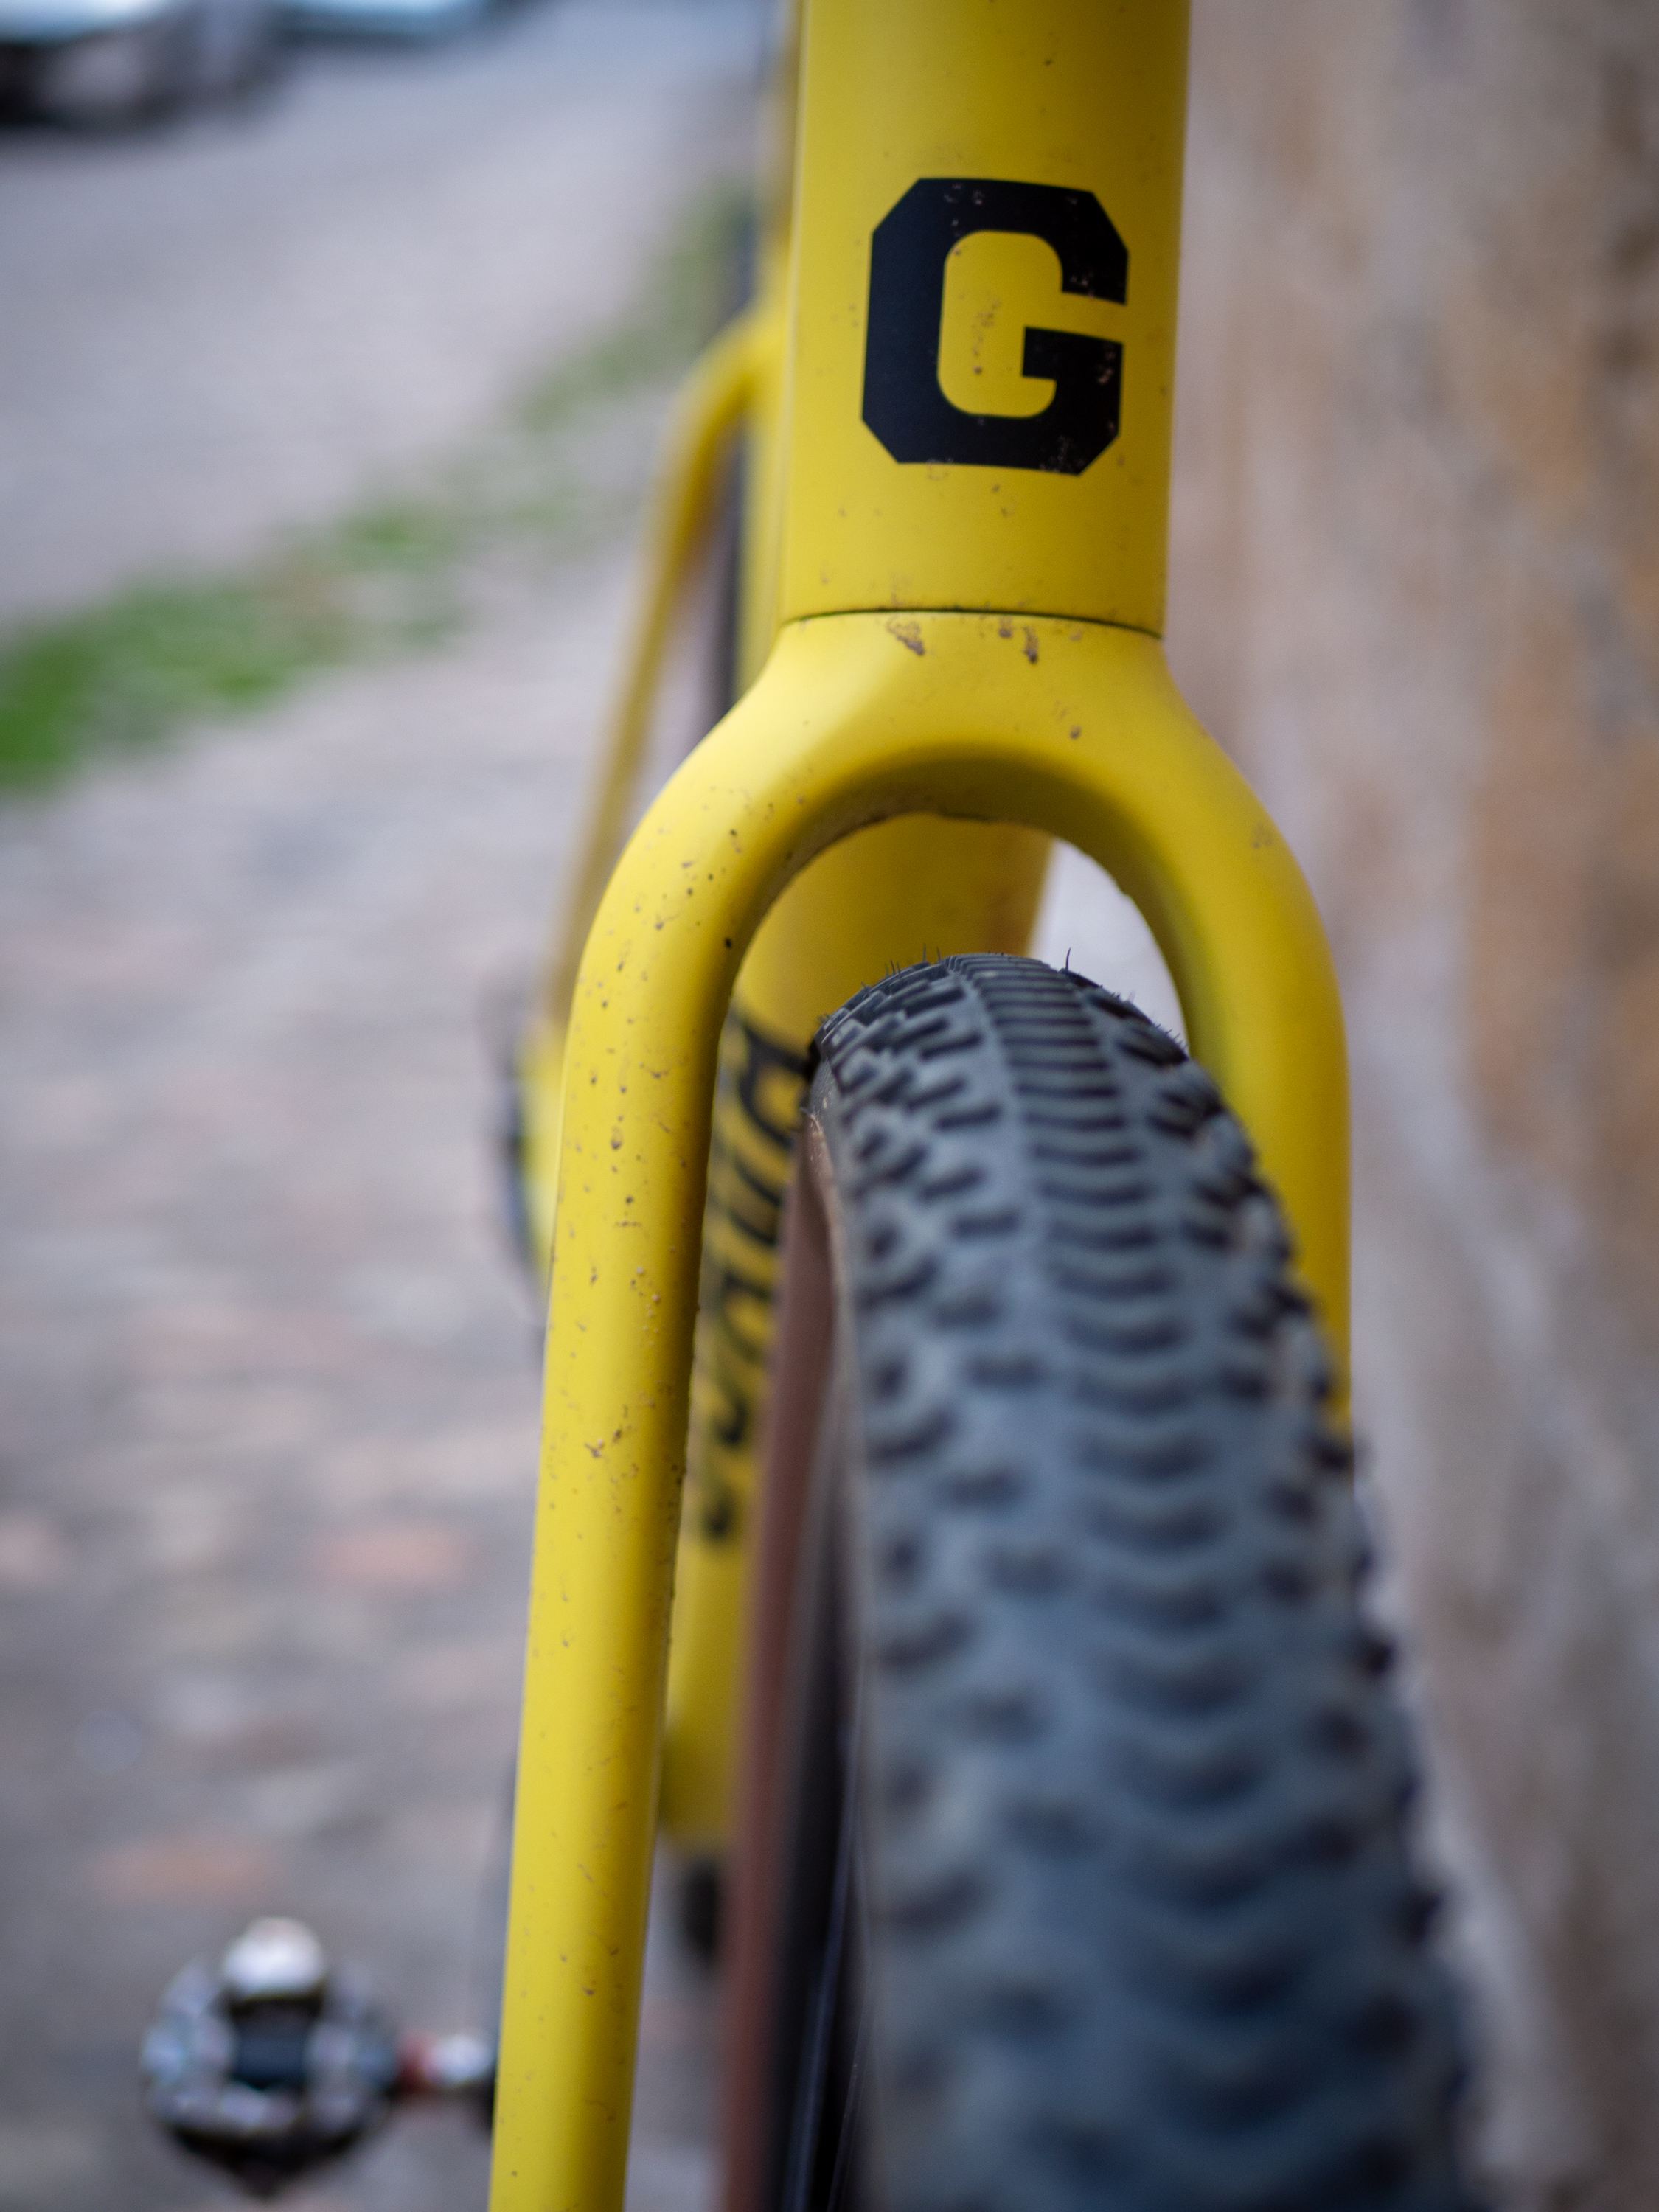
[0,7,758,2207]
[0,556,726,2212]
[0,0,765,625]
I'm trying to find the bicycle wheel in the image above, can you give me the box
[724,953,1475,2212]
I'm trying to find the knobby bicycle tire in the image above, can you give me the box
[728,953,1475,2212]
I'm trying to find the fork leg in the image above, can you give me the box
[489,608,1346,2212]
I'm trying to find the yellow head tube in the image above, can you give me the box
[776,0,1190,633]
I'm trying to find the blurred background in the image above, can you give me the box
[0,4,762,2208]
[1,4,1657,2210]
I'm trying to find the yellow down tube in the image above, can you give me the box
[518,306,769,1275]
[657,811,1047,1847]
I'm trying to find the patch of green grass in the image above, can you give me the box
[332,497,472,577]
[0,180,751,795]
[0,567,354,789]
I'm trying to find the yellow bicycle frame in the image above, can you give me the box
[492,5,1348,2208]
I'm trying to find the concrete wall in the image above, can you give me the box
[1166,4,1659,2202]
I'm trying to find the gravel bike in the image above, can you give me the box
[495,4,1479,2208]
[145,4,1480,2206]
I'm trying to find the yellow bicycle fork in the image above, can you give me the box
[493,5,1347,2208]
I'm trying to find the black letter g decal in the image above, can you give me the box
[862,178,1127,475]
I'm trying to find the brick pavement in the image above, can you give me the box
[0,0,768,2198]
[0,415,722,2212]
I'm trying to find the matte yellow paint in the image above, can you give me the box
[776,0,1189,631]
[734,0,799,686]
[490,610,1347,2212]
[518,307,769,1274]
[655,0,1190,1850]
[657,998,801,1848]
[492,3,1352,2206]
[658,813,1048,1848]
[937,230,1103,420]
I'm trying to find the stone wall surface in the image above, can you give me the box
[1168,5,1659,2204]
